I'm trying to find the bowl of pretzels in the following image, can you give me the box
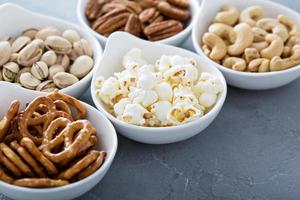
[0,82,117,200]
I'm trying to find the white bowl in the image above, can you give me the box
[192,0,300,90]
[0,82,118,200]
[0,3,103,97]
[77,0,200,47]
[91,32,227,144]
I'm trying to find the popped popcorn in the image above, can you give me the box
[95,48,223,127]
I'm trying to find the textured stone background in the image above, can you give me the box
[0,0,300,199]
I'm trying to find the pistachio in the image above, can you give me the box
[69,55,94,78]
[22,28,39,39]
[0,41,12,65]
[11,36,31,53]
[15,67,31,83]
[35,27,61,40]
[48,64,65,80]
[45,36,72,54]
[56,54,70,69]
[53,72,79,88]
[18,42,43,66]
[9,53,18,62]
[41,50,57,66]
[31,39,45,49]
[36,80,56,91]
[0,69,3,81]
[73,39,93,57]
[31,61,49,80]
[2,62,20,82]
[19,72,41,89]
[62,29,80,43]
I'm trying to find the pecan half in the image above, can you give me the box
[101,3,126,15]
[157,1,190,21]
[135,0,157,8]
[167,0,189,9]
[112,0,143,14]
[125,14,142,36]
[85,0,103,20]
[143,20,183,41]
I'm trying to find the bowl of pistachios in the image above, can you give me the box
[0,3,102,97]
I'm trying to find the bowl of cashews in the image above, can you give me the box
[192,0,300,90]
[0,81,117,200]
[91,32,227,144]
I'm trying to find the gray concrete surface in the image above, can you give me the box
[0,0,300,199]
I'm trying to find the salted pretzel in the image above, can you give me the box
[13,178,69,188]
[47,90,86,120]
[0,167,14,184]
[3,114,23,144]
[0,151,22,177]
[54,100,72,116]
[0,101,20,142]
[41,118,94,163]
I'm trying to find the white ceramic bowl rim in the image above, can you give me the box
[92,32,227,132]
[193,0,300,77]
[0,82,118,193]
[0,3,103,94]
[77,0,201,44]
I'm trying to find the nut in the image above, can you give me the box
[41,50,57,66]
[157,1,190,21]
[244,48,260,63]
[228,23,253,56]
[85,0,104,20]
[48,64,65,80]
[239,6,263,26]
[31,61,49,80]
[270,48,300,71]
[17,42,43,66]
[56,55,70,70]
[36,80,56,92]
[167,0,189,9]
[73,39,93,57]
[278,15,300,37]
[248,58,269,72]
[45,36,72,54]
[35,27,61,40]
[22,28,38,39]
[0,41,12,66]
[208,23,236,43]
[139,8,158,23]
[223,57,246,71]
[11,36,31,53]
[15,67,31,83]
[2,62,19,82]
[9,53,19,62]
[202,32,227,61]
[214,5,239,26]
[256,18,289,42]
[125,14,142,36]
[69,55,94,78]
[62,29,81,43]
[53,72,79,89]
[260,34,284,59]
[19,72,41,89]
[252,27,267,42]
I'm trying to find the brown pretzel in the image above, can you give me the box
[48,90,86,120]
[58,150,100,180]
[41,119,93,163]
[10,141,46,178]
[54,100,72,116]
[0,101,20,142]
[0,143,34,177]
[3,114,22,144]
[77,151,106,180]
[13,178,69,188]
[0,167,14,183]
[20,137,58,176]
[0,151,22,177]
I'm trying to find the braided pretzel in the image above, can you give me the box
[13,178,69,188]
[0,101,20,142]
[41,119,93,163]
[48,90,86,120]
[0,151,22,177]
[0,167,14,183]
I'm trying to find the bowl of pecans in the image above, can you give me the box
[77,0,199,46]
[0,3,102,97]
[0,82,117,200]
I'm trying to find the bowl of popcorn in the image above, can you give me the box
[192,0,300,90]
[91,32,226,144]
[0,3,102,97]
[0,82,117,200]
[77,0,199,46]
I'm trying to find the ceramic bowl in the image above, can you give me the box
[0,82,118,200]
[192,0,300,90]
[0,3,103,97]
[77,0,200,47]
[91,32,227,144]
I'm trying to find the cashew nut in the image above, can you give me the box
[239,6,263,26]
[278,15,300,37]
[214,5,239,26]
[228,23,253,56]
[202,32,227,61]
[202,45,211,56]
[286,36,300,49]
[260,34,284,59]
[252,27,267,42]
[244,48,260,63]
[256,18,289,42]
[270,48,300,71]
[223,57,246,71]
[251,41,269,51]
[208,23,236,43]
[282,46,292,58]
[248,58,270,72]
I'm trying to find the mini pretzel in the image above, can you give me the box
[0,143,34,177]
[0,100,20,142]
[13,178,69,188]
[0,167,14,183]
[41,119,93,163]
[58,150,101,180]
[10,141,46,178]
[20,137,58,176]
[48,90,86,120]
[3,114,22,144]
[54,100,72,116]
[0,151,22,177]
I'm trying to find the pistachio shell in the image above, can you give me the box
[62,29,80,43]
[48,64,65,80]
[19,72,41,89]
[45,36,72,54]
[9,53,19,62]
[17,42,43,66]
[15,67,31,83]
[11,36,31,53]
[36,80,56,91]
[69,55,94,78]
[56,54,70,70]
[73,39,93,57]
[41,50,57,66]
[31,39,45,49]
[22,28,38,39]
[2,62,19,82]
[35,27,61,40]
[31,61,49,80]
[0,41,12,66]
[53,72,79,88]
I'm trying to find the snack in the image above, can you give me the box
[0,27,94,91]
[201,5,300,72]
[85,0,191,41]
[95,48,223,127]
[0,90,106,188]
